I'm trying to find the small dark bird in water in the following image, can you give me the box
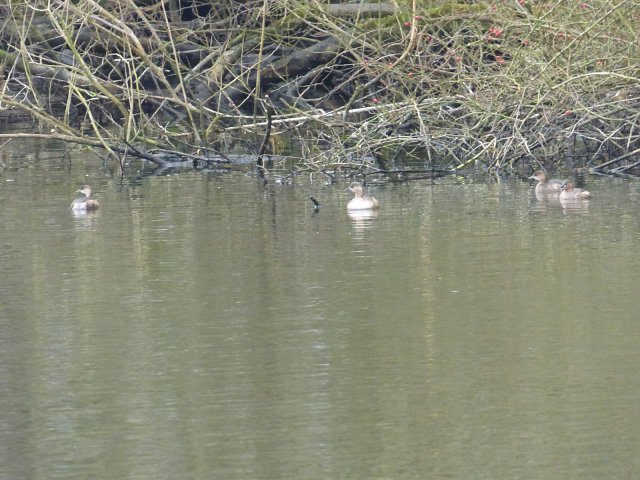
[309,196,321,213]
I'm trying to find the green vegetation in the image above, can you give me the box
[0,0,638,176]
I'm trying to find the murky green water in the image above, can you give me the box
[2,138,640,479]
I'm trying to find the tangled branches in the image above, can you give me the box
[0,0,638,175]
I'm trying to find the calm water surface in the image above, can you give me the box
[1,139,640,479]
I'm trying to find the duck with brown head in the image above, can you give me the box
[347,182,379,211]
[559,181,592,200]
[529,170,563,196]
[70,185,100,211]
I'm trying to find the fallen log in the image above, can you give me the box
[0,133,229,167]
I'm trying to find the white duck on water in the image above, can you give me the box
[347,182,379,211]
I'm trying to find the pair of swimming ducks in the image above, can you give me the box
[529,171,592,200]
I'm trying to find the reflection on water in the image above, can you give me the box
[348,209,378,236]
[1,141,640,479]
[535,191,594,215]
[560,196,591,213]
[348,209,379,222]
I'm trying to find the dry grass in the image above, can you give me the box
[0,0,638,175]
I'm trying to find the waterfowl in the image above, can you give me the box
[309,196,321,213]
[529,170,563,195]
[70,185,100,211]
[347,182,379,211]
[559,181,591,200]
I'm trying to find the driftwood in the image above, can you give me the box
[591,147,640,175]
[0,133,229,167]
